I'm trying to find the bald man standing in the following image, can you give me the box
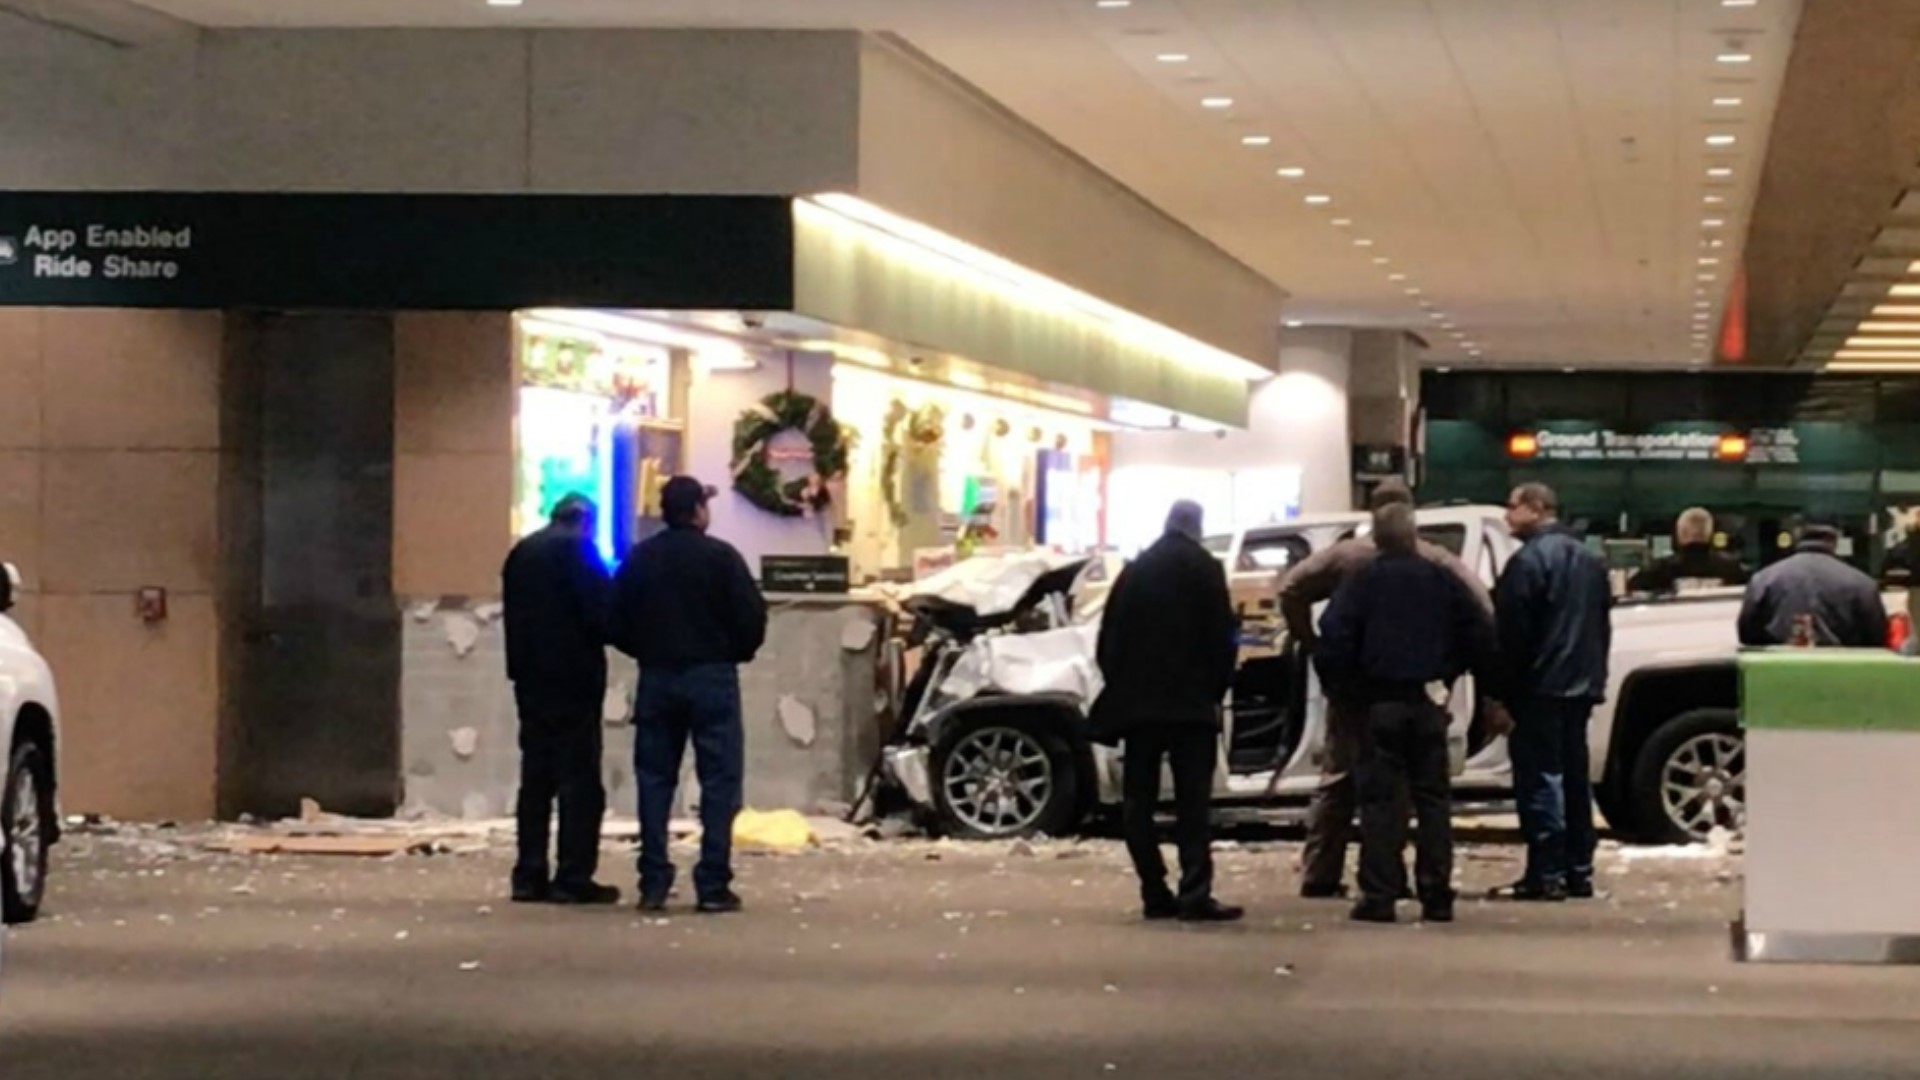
[1091,501,1244,923]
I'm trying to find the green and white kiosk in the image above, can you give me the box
[1739,647,1920,963]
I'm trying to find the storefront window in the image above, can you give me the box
[513,315,679,563]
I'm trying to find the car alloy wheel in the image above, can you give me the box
[940,726,1056,837]
[1660,730,1745,840]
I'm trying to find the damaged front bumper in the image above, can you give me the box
[884,745,934,808]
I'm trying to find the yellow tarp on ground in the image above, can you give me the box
[732,809,816,852]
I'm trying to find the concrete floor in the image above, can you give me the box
[4,826,1919,1079]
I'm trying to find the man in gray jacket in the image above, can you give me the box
[1278,480,1493,899]
[1739,521,1888,649]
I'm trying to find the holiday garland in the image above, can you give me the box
[731,390,852,518]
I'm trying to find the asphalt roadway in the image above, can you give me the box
[3,824,1919,1079]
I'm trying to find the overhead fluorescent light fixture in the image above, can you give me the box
[1713,96,1744,107]
[1717,52,1753,65]
[802,194,1273,383]
[1201,96,1234,109]
[1706,134,1738,147]
[1845,336,1920,348]
[1708,167,1734,178]
[1156,53,1190,63]
[1242,135,1274,147]
[1276,166,1305,177]
[1304,194,1332,205]
[1890,284,1920,297]
[1873,304,1920,316]
[1096,0,1132,8]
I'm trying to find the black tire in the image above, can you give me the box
[1627,708,1744,846]
[931,713,1083,840]
[3,740,54,924]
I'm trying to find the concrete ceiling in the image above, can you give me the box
[123,0,1803,370]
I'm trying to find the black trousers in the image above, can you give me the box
[1354,701,1453,907]
[1121,725,1217,907]
[513,686,606,892]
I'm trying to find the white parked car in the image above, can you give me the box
[881,506,1852,845]
[0,563,59,924]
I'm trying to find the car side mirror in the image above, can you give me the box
[0,562,18,614]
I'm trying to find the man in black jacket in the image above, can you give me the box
[1627,507,1747,594]
[502,494,618,905]
[612,478,768,915]
[1091,500,1242,923]
[1492,483,1613,903]
[1739,521,1887,648]
[1316,503,1500,924]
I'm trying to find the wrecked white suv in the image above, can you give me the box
[881,507,1776,846]
[1,562,59,924]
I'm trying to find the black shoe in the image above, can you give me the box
[1421,901,1455,923]
[1300,882,1349,900]
[511,882,550,904]
[1488,879,1568,903]
[550,882,621,906]
[1567,878,1596,900]
[1143,895,1180,921]
[637,893,669,914]
[1350,899,1398,924]
[1178,898,1245,924]
[696,890,744,915]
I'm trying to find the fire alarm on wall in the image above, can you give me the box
[136,587,168,625]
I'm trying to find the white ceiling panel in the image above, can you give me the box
[127,0,1803,369]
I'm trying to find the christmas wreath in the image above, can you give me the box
[880,401,945,527]
[731,390,852,517]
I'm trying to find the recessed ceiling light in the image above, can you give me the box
[1722,0,1757,8]
[1388,273,1408,282]
[1702,218,1725,227]
[1283,319,1305,328]
[1699,257,1720,266]
[1695,300,1711,309]
[1156,53,1191,63]
[1406,287,1423,296]
[1372,256,1391,265]
[1712,96,1744,107]
[1846,336,1920,348]
[1704,194,1727,205]
[1330,217,1353,227]
[1304,194,1332,205]
[1705,134,1738,147]
[1355,239,1375,247]
[1276,167,1306,179]
[1717,52,1753,65]
[1708,166,1734,178]
[1441,323,1458,331]
[1437,366,1453,374]
[1428,312,1446,321]
[1201,96,1235,109]
[1856,321,1920,332]
[1243,135,1274,147]
[1872,304,1920,316]
[1096,0,1132,8]
[1698,273,1718,282]
[1705,238,1726,248]
[487,0,523,6]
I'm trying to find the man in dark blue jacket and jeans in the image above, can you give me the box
[1316,502,1501,924]
[1492,483,1612,902]
[612,478,768,915]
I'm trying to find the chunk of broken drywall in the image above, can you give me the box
[777,695,817,748]
[449,727,480,760]
[442,612,482,658]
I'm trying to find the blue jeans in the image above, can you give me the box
[634,665,744,902]
[1509,697,1597,888]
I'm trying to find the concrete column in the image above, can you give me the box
[1269,328,1355,514]
[1347,330,1424,486]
